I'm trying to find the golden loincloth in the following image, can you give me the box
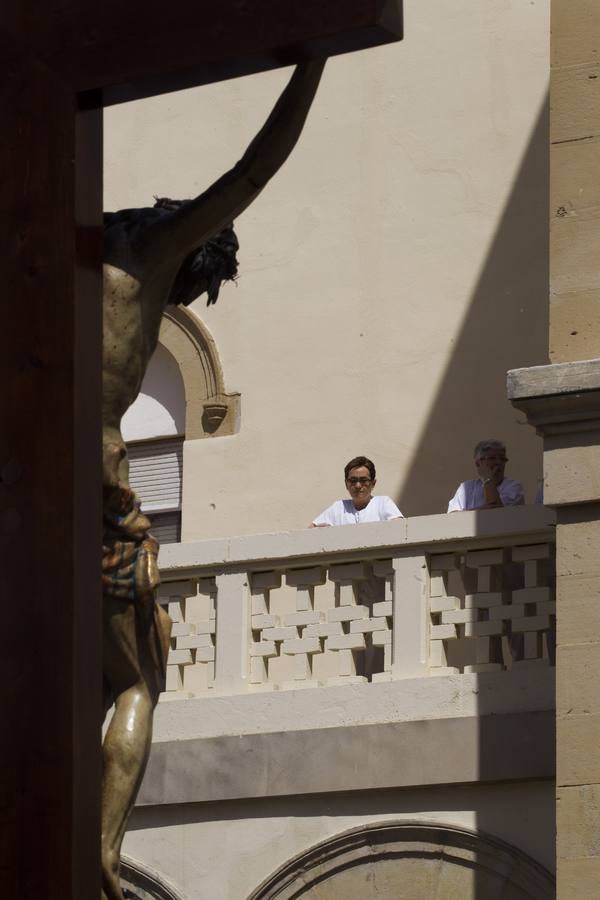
[102,484,170,689]
[102,485,158,602]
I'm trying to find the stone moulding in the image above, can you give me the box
[508,357,600,437]
[247,821,555,900]
[508,357,600,505]
[507,357,600,400]
[160,306,240,439]
[120,856,183,900]
[139,710,555,807]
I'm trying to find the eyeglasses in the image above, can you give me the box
[346,477,372,486]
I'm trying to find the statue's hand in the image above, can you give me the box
[103,441,126,489]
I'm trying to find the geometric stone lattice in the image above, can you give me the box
[249,560,393,690]
[428,543,556,675]
[158,578,216,697]
[248,821,555,900]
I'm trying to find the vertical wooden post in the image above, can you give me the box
[0,39,103,899]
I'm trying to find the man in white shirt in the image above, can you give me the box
[448,440,524,512]
[311,456,403,526]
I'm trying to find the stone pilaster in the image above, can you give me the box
[509,359,600,897]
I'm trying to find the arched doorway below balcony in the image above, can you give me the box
[248,821,554,900]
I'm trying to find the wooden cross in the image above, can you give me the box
[0,4,402,897]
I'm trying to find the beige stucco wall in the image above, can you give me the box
[105,0,550,540]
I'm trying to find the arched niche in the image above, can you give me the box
[121,343,185,442]
[159,306,240,440]
[248,821,554,900]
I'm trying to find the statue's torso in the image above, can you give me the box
[102,208,183,490]
[103,263,165,425]
[102,213,176,432]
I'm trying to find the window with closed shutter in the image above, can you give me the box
[127,437,183,543]
[145,510,181,545]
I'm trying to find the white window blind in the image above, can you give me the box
[127,437,183,513]
[147,510,181,545]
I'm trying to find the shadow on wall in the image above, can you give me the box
[472,503,557,896]
[397,97,549,517]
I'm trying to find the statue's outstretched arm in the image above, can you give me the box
[144,59,326,263]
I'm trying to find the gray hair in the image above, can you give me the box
[473,439,506,459]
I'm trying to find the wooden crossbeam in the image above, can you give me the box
[3,0,402,102]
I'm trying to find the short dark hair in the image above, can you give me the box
[344,456,376,481]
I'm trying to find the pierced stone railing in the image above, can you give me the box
[157,505,555,699]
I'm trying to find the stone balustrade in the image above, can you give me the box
[157,505,555,700]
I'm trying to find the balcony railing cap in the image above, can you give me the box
[160,505,555,577]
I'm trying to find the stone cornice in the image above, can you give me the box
[508,358,600,437]
[139,709,555,807]
[507,359,600,505]
[508,358,600,399]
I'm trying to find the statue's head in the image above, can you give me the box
[154,197,239,306]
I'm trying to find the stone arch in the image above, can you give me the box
[120,856,183,900]
[159,306,240,440]
[248,821,554,900]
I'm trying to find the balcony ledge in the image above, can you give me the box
[161,506,555,576]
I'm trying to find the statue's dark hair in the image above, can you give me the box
[154,197,239,307]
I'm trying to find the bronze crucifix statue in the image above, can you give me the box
[100,60,324,899]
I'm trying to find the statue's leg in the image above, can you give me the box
[101,595,171,900]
